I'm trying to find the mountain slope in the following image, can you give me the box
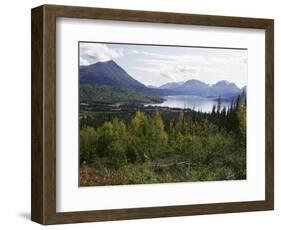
[80,60,172,96]
[174,79,210,96]
[241,85,247,94]
[208,80,241,97]
[159,82,184,90]
[80,60,146,91]
[79,61,166,105]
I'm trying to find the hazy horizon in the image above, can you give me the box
[79,42,247,88]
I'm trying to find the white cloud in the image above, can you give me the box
[208,56,247,66]
[134,54,203,83]
[79,43,123,65]
[131,49,247,87]
[131,50,140,54]
[134,66,159,74]
[134,61,200,84]
[138,51,208,64]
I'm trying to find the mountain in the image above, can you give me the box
[80,60,172,96]
[80,61,243,100]
[208,80,241,97]
[157,79,242,97]
[174,79,210,95]
[159,82,184,90]
[79,60,167,105]
[80,60,147,91]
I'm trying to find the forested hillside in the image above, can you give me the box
[80,96,246,186]
[80,84,164,105]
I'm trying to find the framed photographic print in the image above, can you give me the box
[31,4,274,225]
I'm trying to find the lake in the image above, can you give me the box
[145,95,232,113]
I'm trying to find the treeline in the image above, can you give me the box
[80,96,246,186]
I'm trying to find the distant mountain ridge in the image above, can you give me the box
[174,79,210,95]
[159,79,242,97]
[159,82,184,90]
[208,80,241,97]
[80,60,244,98]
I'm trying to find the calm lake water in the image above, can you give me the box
[145,95,231,113]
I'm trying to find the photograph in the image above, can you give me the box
[79,42,247,186]
[30,4,274,224]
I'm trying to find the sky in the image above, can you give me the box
[79,42,247,88]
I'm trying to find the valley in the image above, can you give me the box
[79,59,247,186]
[79,60,246,111]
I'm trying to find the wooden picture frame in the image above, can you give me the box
[31,4,274,225]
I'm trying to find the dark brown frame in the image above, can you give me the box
[31,4,274,225]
